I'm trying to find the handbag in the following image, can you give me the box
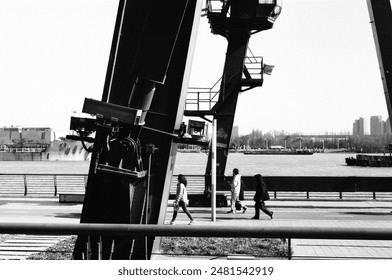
[235,200,242,211]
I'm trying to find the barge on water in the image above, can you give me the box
[244,149,314,155]
[345,154,392,167]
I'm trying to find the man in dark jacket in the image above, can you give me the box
[252,174,273,219]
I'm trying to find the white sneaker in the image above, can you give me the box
[170,221,175,225]
[188,220,195,225]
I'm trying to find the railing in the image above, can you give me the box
[0,173,184,198]
[1,174,392,201]
[0,147,47,152]
[185,49,263,112]
[0,174,87,197]
[186,80,221,112]
[243,55,263,79]
[1,223,392,260]
[206,0,226,14]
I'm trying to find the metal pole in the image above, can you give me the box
[2,223,392,240]
[53,175,57,197]
[98,236,102,260]
[211,118,217,221]
[23,175,27,196]
[145,152,152,260]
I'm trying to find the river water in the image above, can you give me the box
[0,153,391,177]
[174,152,392,177]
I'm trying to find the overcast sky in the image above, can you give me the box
[0,0,389,136]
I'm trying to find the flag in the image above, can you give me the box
[262,64,275,75]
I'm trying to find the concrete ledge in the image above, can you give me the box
[59,194,84,203]
[227,254,256,260]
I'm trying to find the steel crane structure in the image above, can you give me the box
[68,0,281,260]
[367,0,392,131]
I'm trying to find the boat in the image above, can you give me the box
[0,127,91,161]
[243,148,313,155]
[345,154,392,167]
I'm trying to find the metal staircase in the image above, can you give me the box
[184,50,267,119]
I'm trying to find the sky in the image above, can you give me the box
[0,0,390,137]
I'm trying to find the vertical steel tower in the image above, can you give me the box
[184,0,281,190]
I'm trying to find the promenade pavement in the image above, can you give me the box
[153,198,392,260]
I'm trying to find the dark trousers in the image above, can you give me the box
[171,201,193,221]
[254,201,272,218]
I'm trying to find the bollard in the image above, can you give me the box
[23,175,27,196]
[53,175,57,196]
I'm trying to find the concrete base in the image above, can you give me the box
[188,193,228,207]
[59,194,84,203]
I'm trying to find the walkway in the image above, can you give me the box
[0,197,81,260]
[155,199,392,259]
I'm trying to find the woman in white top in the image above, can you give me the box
[228,168,247,214]
[170,174,195,225]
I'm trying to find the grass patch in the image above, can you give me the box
[26,236,288,260]
[161,237,288,259]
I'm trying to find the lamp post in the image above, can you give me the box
[211,119,216,222]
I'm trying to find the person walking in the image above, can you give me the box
[170,174,195,225]
[227,168,247,214]
[252,174,273,219]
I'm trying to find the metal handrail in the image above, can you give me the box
[186,50,262,112]
[1,174,392,200]
[1,223,392,260]
[0,173,87,197]
[0,173,85,176]
[186,84,221,111]
[1,223,390,239]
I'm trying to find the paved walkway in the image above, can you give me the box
[153,198,392,260]
[0,197,81,259]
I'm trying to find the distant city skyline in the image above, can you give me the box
[234,114,391,137]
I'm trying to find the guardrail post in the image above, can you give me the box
[109,240,115,260]
[197,91,201,111]
[98,236,102,260]
[53,175,57,196]
[85,235,91,260]
[23,175,27,196]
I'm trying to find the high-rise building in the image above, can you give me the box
[386,117,391,134]
[370,115,383,135]
[352,117,365,135]
[231,126,239,139]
